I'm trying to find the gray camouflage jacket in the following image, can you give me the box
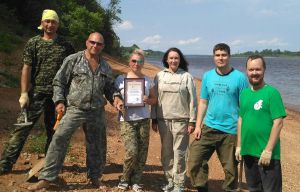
[53,51,119,110]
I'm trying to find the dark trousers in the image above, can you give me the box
[188,125,238,191]
[0,92,55,169]
[244,155,282,192]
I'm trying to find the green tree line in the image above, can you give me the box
[0,0,123,57]
[233,49,300,57]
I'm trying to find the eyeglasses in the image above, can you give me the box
[131,59,144,64]
[89,40,104,47]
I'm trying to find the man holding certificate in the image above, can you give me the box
[114,49,157,192]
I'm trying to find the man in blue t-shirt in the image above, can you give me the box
[188,43,248,192]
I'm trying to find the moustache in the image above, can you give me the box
[250,74,260,78]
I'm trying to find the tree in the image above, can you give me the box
[58,0,105,50]
[0,0,124,55]
[101,0,122,56]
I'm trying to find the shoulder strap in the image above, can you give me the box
[30,38,39,82]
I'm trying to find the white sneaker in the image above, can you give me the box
[172,186,185,192]
[132,184,144,192]
[118,180,129,190]
[161,182,174,191]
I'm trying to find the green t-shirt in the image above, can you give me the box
[23,35,74,94]
[239,85,286,160]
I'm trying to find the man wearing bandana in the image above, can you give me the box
[0,9,74,175]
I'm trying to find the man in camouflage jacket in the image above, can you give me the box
[28,32,123,191]
[0,9,74,175]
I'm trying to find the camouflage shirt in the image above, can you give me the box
[53,51,120,110]
[23,35,75,94]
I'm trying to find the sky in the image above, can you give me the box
[101,0,300,55]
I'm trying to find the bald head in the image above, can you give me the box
[85,32,105,56]
[88,32,104,42]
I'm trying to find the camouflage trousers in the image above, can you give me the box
[0,92,55,169]
[82,123,107,171]
[158,119,189,188]
[38,106,107,181]
[120,119,150,184]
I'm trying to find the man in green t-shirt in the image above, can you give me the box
[0,9,74,175]
[236,55,286,192]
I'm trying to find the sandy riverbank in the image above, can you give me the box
[106,56,300,192]
[0,56,299,191]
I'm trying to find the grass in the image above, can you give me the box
[68,154,80,163]
[25,133,48,154]
[0,70,19,88]
[2,58,15,67]
[24,123,72,154]
[24,123,48,154]
[0,32,23,53]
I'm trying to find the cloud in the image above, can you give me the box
[231,39,243,46]
[259,9,277,16]
[115,20,133,30]
[177,37,201,45]
[256,38,286,46]
[184,0,206,3]
[141,35,161,44]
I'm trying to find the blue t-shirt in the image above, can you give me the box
[201,68,248,134]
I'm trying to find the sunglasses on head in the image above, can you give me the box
[131,59,144,64]
[89,40,104,46]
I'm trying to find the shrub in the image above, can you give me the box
[0,32,23,53]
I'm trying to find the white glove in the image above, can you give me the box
[258,150,272,166]
[235,147,242,161]
[19,92,29,108]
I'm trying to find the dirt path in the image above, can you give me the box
[0,57,299,191]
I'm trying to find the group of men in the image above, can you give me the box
[188,44,285,192]
[0,9,286,192]
[0,9,123,191]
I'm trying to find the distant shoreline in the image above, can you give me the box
[146,54,300,58]
[144,60,300,114]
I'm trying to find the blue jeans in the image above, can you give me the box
[244,155,282,192]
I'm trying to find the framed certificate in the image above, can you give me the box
[124,78,145,107]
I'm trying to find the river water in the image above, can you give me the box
[146,55,300,112]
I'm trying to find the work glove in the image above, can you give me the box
[19,92,29,108]
[258,150,272,166]
[235,147,242,161]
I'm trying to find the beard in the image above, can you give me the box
[248,75,264,86]
[45,29,56,35]
[43,26,58,35]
